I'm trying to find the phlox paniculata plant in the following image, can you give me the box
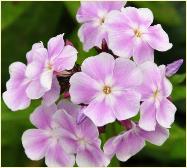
[3,1,184,167]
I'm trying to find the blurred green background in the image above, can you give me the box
[1,1,186,167]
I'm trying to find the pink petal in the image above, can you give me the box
[9,62,26,79]
[25,61,43,79]
[145,24,173,51]
[3,88,31,111]
[139,100,157,131]
[45,143,75,167]
[30,104,57,129]
[133,39,154,64]
[52,45,77,72]
[103,137,118,159]
[22,129,49,160]
[161,78,172,97]
[40,69,53,90]
[26,80,46,99]
[53,110,77,136]
[115,130,145,161]
[138,61,161,100]
[47,34,65,58]
[78,23,107,51]
[105,11,134,57]
[57,99,80,119]
[76,145,109,167]
[83,99,115,126]
[26,47,48,64]
[76,1,125,23]
[113,58,143,88]
[69,72,98,104]
[156,98,176,128]
[42,77,60,106]
[113,90,141,120]
[78,117,99,141]
[81,53,115,81]
[26,42,45,63]
[139,124,169,146]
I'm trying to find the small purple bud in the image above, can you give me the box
[166,59,183,77]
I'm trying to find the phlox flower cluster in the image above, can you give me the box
[3,1,183,167]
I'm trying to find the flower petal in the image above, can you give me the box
[78,23,107,51]
[76,1,125,23]
[30,104,57,129]
[47,34,65,57]
[103,137,118,160]
[139,124,169,146]
[22,129,49,160]
[42,77,60,106]
[105,11,134,58]
[40,69,53,90]
[69,72,98,104]
[139,100,157,131]
[25,61,43,79]
[115,130,145,162]
[52,45,77,72]
[57,99,80,119]
[45,143,75,167]
[83,99,115,126]
[156,98,176,128]
[122,7,153,28]
[76,145,109,167]
[78,117,99,141]
[26,80,46,99]
[26,42,45,63]
[81,52,115,81]
[133,39,154,64]
[113,58,143,88]
[3,88,31,111]
[145,24,172,51]
[113,90,141,121]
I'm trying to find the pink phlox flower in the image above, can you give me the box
[105,7,172,64]
[70,52,142,126]
[76,1,126,51]
[104,121,169,162]
[137,61,177,131]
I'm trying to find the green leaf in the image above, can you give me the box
[1,2,32,30]
[171,85,186,102]
[170,73,186,85]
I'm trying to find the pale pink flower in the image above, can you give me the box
[26,34,77,91]
[76,1,125,51]
[137,61,177,131]
[104,122,169,162]
[22,104,75,166]
[70,52,142,126]
[105,7,172,63]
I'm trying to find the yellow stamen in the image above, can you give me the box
[103,86,111,94]
[134,29,142,38]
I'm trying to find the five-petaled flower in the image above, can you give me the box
[70,52,142,126]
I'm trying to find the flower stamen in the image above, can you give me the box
[103,86,111,94]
